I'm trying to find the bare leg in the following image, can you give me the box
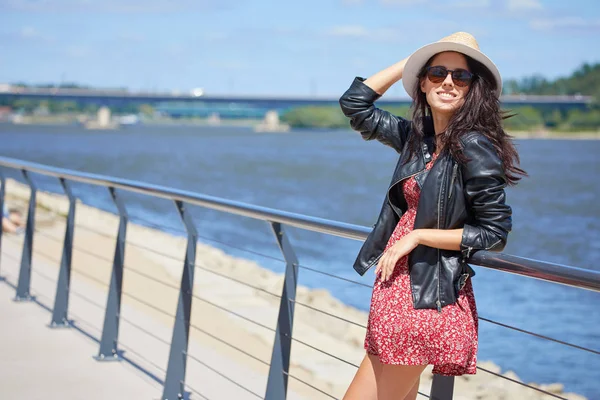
[403,377,421,400]
[8,211,24,228]
[2,217,18,233]
[376,363,427,400]
[342,353,382,400]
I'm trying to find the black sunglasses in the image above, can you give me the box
[425,66,474,87]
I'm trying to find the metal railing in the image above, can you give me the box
[0,155,599,400]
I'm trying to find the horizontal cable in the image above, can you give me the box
[283,370,338,400]
[122,291,176,320]
[31,246,110,289]
[0,271,168,389]
[290,299,367,329]
[36,229,115,264]
[183,383,211,400]
[290,336,359,369]
[30,230,182,294]
[477,366,568,400]
[25,280,170,377]
[297,263,373,289]
[71,268,109,288]
[192,294,275,333]
[195,234,285,263]
[130,214,286,264]
[196,263,281,299]
[80,217,285,266]
[58,301,170,375]
[128,216,186,237]
[479,316,600,356]
[74,223,115,240]
[186,352,262,398]
[18,234,600,358]
[119,315,171,347]
[29,266,58,285]
[123,265,181,292]
[189,323,270,367]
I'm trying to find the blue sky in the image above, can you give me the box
[1,0,599,97]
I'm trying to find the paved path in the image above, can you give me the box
[0,234,310,400]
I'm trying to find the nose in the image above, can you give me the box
[442,72,454,88]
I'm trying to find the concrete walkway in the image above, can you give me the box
[0,234,310,400]
[0,281,161,400]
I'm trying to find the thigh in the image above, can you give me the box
[376,363,426,400]
[342,353,382,400]
[403,377,421,400]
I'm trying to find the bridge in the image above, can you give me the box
[0,86,592,119]
[0,156,598,400]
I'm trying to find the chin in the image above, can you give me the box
[431,102,460,114]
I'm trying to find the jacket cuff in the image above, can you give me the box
[460,223,482,259]
[348,77,382,102]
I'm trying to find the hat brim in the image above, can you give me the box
[402,42,502,99]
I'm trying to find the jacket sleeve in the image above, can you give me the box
[460,133,512,259]
[339,77,411,153]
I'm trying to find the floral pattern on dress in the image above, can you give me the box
[364,152,479,376]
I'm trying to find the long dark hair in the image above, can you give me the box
[406,53,527,185]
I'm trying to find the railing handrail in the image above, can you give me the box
[1,155,599,293]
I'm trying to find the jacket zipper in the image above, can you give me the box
[448,163,458,200]
[386,169,425,218]
[435,164,448,313]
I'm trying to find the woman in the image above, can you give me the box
[338,32,526,400]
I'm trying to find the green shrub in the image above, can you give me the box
[562,109,600,131]
[281,106,349,128]
[502,106,544,131]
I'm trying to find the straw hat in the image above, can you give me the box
[402,32,502,98]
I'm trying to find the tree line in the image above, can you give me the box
[281,62,600,132]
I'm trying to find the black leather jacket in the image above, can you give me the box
[339,77,512,311]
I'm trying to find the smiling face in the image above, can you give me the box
[420,51,471,117]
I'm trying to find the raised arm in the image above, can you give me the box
[339,58,411,153]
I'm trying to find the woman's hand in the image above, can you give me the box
[375,231,421,282]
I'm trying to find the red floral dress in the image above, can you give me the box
[364,152,479,376]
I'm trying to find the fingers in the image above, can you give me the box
[378,251,397,282]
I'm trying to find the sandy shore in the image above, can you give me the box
[1,178,587,400]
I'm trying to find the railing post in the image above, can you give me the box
[95,187,127,361]
[0,170,5,280]
[430,374,455,400]
[15,170,37,301]
[49,178,76,327]
[162,200,197,400]
[265,222,300,400]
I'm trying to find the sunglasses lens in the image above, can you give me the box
[426,66,474,86]
[452,69,473,86]
[427,66,447,82]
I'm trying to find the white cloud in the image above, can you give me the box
[327,25,370,38]
[530,17,600,31]
[20,26,40,39]
[380,0,426,5]
[452,0,491,8]
[1,0,231,13]
[64,45,93,59]
[117,32,145,43]
[507,0,543,11]
[207,60,247,70]
[326,25,410,44]
[15,26,54,43]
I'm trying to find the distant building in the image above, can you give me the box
[0,106,13,121]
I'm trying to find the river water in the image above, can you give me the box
[1,123,599,398]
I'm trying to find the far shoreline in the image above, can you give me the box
[1,119,599,140]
